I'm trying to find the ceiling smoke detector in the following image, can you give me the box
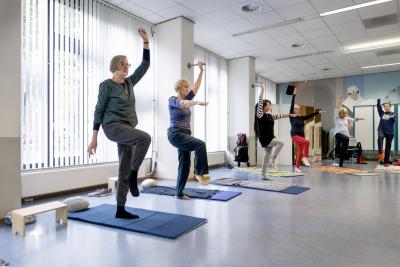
[290,43,307,48]
[241,3,262,13]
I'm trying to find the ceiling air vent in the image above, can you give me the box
[276,50,334,61]
[241,3,262,14]
[233,17,304,37]
[290,43,307,48]
[362,14,398,29]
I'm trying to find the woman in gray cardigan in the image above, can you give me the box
[87,28,151,219]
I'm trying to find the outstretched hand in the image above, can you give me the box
[198,101,209,106]
[138,27,149,42]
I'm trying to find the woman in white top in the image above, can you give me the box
[335,96,364,167]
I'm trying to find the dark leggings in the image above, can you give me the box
[335,133,349,167]
[378,132,394,163]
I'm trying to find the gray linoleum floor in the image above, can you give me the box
[1,162,400,267]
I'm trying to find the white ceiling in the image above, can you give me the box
[107,0,400,83]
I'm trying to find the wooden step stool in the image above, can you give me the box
[11,201,67,237]
[108,176,118,192]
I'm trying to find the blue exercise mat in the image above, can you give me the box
[141,186,241,201]
[68,204,207,239]
[210,178,310,195]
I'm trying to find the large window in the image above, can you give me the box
[22,0,154,170]
[193,47,227,152]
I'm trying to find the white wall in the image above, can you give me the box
[155,17,195,179]
[0,0,22,218]
[227,57,256,165]
[21,160,150,198]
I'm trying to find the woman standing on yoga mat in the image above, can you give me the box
[376,99,396,166]
[335,96,365,167]
[255,82,289,177]
[168,60,210,200]
[290,88,325,172]
[87,28,151,219]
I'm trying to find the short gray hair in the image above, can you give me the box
[109,55,127,73]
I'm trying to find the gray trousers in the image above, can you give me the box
[262,138,284,173]
[103,122,151,206]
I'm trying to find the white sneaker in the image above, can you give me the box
[294,167,302,173]
[302,157,310,167]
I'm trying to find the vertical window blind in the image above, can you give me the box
[193,46,227,152]
[22,0,154,170]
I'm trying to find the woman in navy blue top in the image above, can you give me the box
[377,99,396,165]
[168,61,209,199]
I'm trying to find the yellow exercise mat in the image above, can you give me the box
[312,166,370,174]
[234,167,304,177]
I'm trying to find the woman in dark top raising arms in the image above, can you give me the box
[168,61,210,199]
[255,83,289,177]
[289,87,325,172]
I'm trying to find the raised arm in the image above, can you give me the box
[290,88,296,114]
[256,84,265,118]
[191,61,205,95]
[377,99,384,118]
[337,96,345,109]
[127,28,150,86]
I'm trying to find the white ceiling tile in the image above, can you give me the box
[238,32,273,43]
[106,0,126,5]
[221,19,255,35]
[301,27,333,39]
[366,25,400,39]
[336,30,369,44]
[180,0,232,15]
[322,10,360,27]
[357,0,397,19]
[266,0,307,9]
[308,35,341,46]
[198,8,241,25]
[118,1,153,17]
[292,18,327,32]
[244,10,283,27]
[330,21,365,35]
[143,13,166,23]
[155,4,193,20]
[309,0,353,13]
[277,2,319,20]
[266,26,298,39]
[128,0,175,12]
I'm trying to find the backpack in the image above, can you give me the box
[236,133,247,146]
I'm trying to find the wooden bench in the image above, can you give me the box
[11,201,67,237]
[108,176,118,192]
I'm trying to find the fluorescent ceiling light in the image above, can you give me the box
[362,62,400,69]
[343,37,400,53]
[320,0,392,16]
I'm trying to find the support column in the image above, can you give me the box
[155,17,194,179]
[227,57,256,166]
[0,0,22,218]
